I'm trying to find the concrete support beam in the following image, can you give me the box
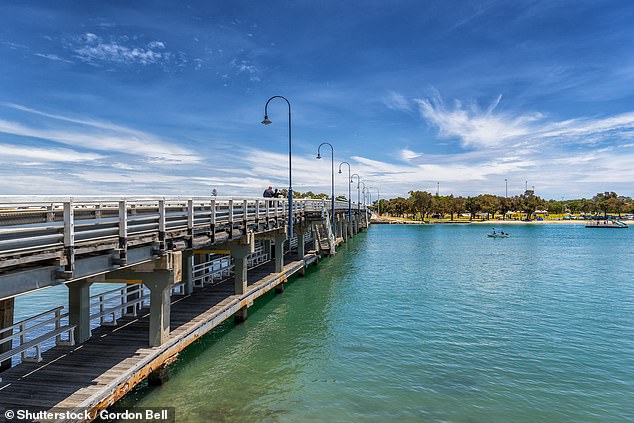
[234,307,248,323]
[67,280,93,344]
[296,231,305,259]
[0,298,15,372]
[274,232,287,272]
[226,232,255,296]
[146,271,172,347]
[183,251,194,295]
[312,225,319,251]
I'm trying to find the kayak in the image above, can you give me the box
[487,233,509,238]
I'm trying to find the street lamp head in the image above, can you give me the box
[261,115,272,125]
[316,153,322,159]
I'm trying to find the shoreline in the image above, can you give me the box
[371,217,633,225]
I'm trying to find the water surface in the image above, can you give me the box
[115,224,634,422]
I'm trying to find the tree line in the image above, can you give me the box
[375,191,634,221]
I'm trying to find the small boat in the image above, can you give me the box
[488,228,510,238]
[586,219,628,229]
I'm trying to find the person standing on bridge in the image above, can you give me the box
[263,186,275,198]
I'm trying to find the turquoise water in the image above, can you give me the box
[113,224,634,422]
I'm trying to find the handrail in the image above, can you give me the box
[0,306,74,365]
[0,306,65,337]
[0,197,364,279]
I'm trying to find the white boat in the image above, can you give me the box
[585,219,628,229]
[488,229,509,238]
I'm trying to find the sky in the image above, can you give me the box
[1,0,634,200]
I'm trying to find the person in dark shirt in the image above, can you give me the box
[263,186,274,198]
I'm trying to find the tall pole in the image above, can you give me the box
[317,142,335,224]
[369,187,380,215]
[360,182,366,208]
[262,96,294,238]
[339,162,352,222]
[352,174,361,217]
[525,180,528,193]
[505,178,508,198]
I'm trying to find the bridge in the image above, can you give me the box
[0,196,369,421]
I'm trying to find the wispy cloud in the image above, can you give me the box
[0,143,103,162]
[383,91,412,112]
[415,95,539,148]
[231,58,260,81]
[414,94,634,150]
[71,33,171,65]
[34,53,74,64]
[0,104,199,164]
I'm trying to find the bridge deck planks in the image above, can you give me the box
[0,253,312,415]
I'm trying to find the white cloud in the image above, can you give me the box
[72,33,170,65]
[415,95,538,148]
[34,53,74,64]
[383,91,412,112]
[0,143,103,162]
[400,148,423,161]
[0,105,199,164]
[232,59,260,81]
[414,94,634,150]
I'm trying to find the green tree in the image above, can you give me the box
[408,191,433,221]
[465,196,481,221]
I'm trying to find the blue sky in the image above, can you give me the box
[1,0,634,199]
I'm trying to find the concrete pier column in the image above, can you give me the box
[234,307,248,323]
[296,231,305,259]
[274,232,287,272]
[0,298,15,371]
[183,251,194,295]
[146,271,172,347]
[68,280,93,344]
[229,244,251,295]
[312,225,319,250]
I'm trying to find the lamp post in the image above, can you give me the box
[363,186,371,222]
[351,173,361,216]
[369,187,380,216]
[261,96,293,238]
[360,182,366,209]
[338,162,352,222]
[505,178,508,198]
[316,142,335,224]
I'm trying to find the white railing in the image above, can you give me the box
[0,306,75,368]
[0,197,362,270]
[90,284,148,326]
[191,241,271,288]
[193,256,233,288]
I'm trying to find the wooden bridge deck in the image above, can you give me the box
[0,252,317,417]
